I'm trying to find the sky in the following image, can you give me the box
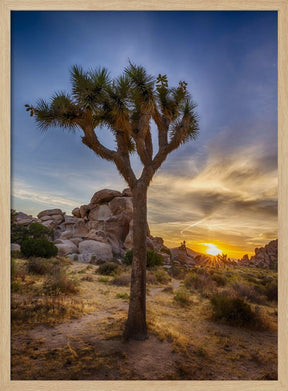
[11,11,278,258]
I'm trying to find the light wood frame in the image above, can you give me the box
[1,1,287,390]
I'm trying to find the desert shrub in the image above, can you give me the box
[146,272,157,285]
[97,262,119,276]
[184,272,216,297]
[98,276,109,283]
[211,274,227,286]
[210,295,255,327]
[43,270,79,295]
[116,293,129,299]
[174,289,190,306]
[11,224,29,245]
[28,222,53,239]
[264,280,278,301]
[154,269,171,284]
[232,282,266,304]
[21,238,58,258]
[11,281,21,292]
[123,249,163,268]
[27,257,54,275]
[111,273,131,286]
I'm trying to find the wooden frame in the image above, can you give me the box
[1,1,287,390]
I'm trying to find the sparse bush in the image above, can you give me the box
[154,269,171,284]
[211,274,227,286]
[147,250,163,267]
[174,289,190,306]
[184,272,216,297]
[97,262,119,276]
[43,270,79,295]
[232,282,266,305]
[21,237,58,258]
[123,249,163,268]
[116,293,129,299]
[111,274,131,286]
[98,276,109,283]
[264,280,278,301]
[27,257,53,275]
[210,295,255,327]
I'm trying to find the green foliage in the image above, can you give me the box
[210,296,255,327]
[97,262,119,276]
[21,238,58,258]
[116,293,129,299]
[98,276,109,283]
[123,249,163,268]
[27,222,53,239]
[11,210,29,245]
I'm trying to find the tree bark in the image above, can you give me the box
[123,182,148,340]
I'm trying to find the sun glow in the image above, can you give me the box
[202,243,222,256]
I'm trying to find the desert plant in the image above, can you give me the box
[232,282,266,305]
[27,257,53,275]
[154,268,171,284]
[21,237,58,258]
[116,293,129,299]
[123,249,163,268]
[28,222,54,239]
[43,270,79,295]
[264,280,278,301]
[210,295,255,327]
[97,262,119,276]
[174,289,190,306]
[111,274,131,286]
[184,271,216,297]
[27,61,199,340]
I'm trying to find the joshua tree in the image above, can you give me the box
[26,62,199,340]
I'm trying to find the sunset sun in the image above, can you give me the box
[202,243,222,256]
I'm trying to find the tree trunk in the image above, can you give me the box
[123,182,148,340]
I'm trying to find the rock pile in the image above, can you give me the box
[239,239,278,270]
[13,188,171,264]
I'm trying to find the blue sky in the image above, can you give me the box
[11,11,277,257]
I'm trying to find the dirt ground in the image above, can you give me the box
[11,261,277,380]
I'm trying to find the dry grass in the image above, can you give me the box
[11,259,278,380]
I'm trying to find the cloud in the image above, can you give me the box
[148,135,277,255]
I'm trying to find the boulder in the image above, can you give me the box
[90,189,122,205]
[72,207,81,218]
[37,209,63,219]
[80,205,90,218]
[54,239,78,256]
[41,220,56,229]
[59,230,74,240]
[89,204,112,221]
[105,214,130,244]
[64,215,79,224]
[50,214,65,225]
[70,237,83,247]
[122,188,132,197]
[78,240,113,263]
[247,239,278,269]
[109,196,133,216]
[124,219,133,249]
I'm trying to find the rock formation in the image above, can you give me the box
[12,188,171,264]
[239,239,278,269]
